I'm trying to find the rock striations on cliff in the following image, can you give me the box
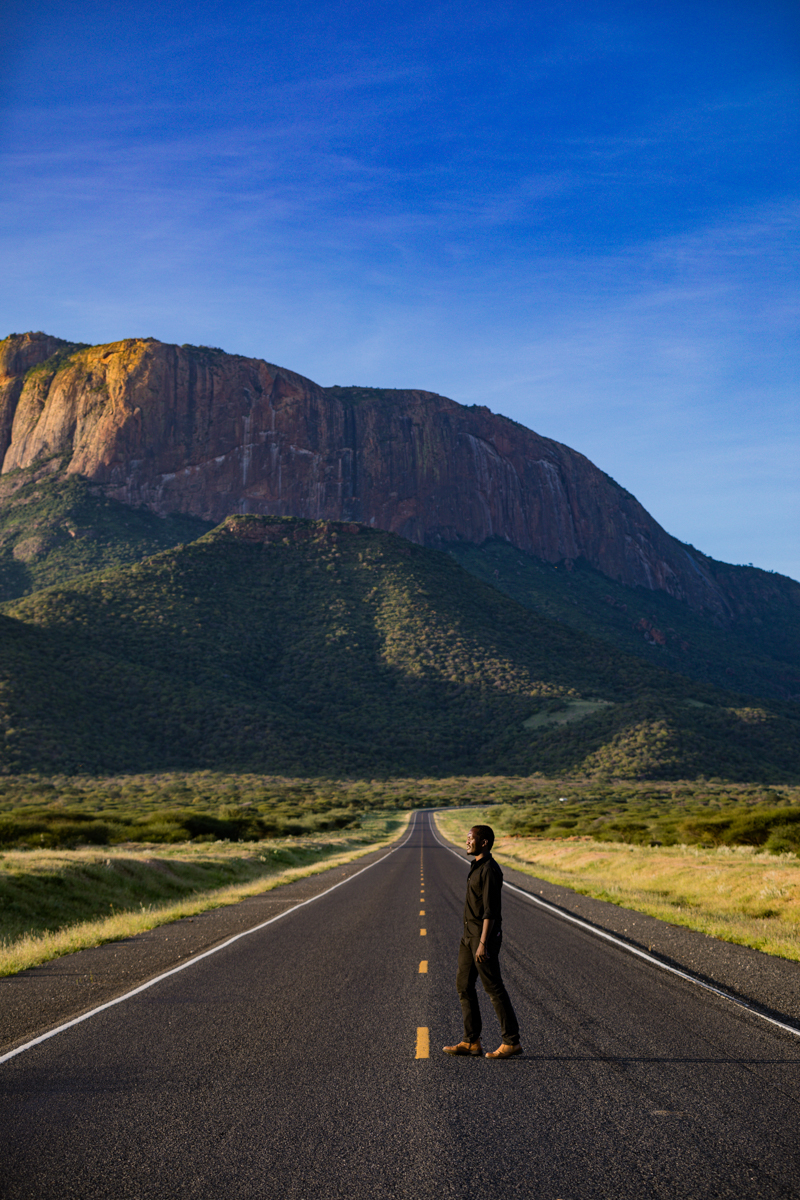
[1,332,795,621]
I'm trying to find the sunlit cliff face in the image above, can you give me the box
[0,333,735,617]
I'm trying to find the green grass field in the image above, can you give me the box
[1,772,798,849]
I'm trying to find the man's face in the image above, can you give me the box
[466,828,484,857]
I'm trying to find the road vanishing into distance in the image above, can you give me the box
[2,812,799,1199]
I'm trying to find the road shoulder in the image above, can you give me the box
[0,841,399,1056]
[496,857,800,1026]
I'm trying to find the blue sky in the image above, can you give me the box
[1,0,798,579]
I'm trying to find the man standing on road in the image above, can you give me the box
[443,824,523,1059]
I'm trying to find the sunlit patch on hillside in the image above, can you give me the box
[524,699,613,730]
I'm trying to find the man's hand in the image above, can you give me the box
[475,939,488,964]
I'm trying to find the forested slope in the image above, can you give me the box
[2,516,798,780]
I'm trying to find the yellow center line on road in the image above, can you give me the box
[415,1027,429,1059]
[420,928,427,936]
[419,909,425,916]
[419,960,428,973]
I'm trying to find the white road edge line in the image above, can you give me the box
[428,812,800,1041]
[0,813,419,1066]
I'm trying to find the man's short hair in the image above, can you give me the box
[472,824,495,849]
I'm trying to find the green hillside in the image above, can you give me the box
[0,464,213,601]
[1,516,799,780]
[448,539,800,702]
[2,463,798,710]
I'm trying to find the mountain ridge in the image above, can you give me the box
[4,332,795,627]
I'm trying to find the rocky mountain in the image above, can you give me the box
[4,332,795,626]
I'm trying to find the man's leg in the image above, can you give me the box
[456,936,482,1042]
[476,941,520,1045]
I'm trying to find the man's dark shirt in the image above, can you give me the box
[463,853,503,936]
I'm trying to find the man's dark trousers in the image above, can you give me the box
[457,931,520,1045]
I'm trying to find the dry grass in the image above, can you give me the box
[435,809,800,961]
[0,816,409,977]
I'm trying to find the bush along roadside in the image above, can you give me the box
[0,804,363,850]
[494,797,800,854]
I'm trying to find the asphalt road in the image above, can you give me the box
[1,812,799,1199]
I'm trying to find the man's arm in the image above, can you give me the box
[475,862,502,962]
[475,917,494,963]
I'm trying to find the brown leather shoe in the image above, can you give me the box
[442,1040,483,1056]
[485,1043,523,1059]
